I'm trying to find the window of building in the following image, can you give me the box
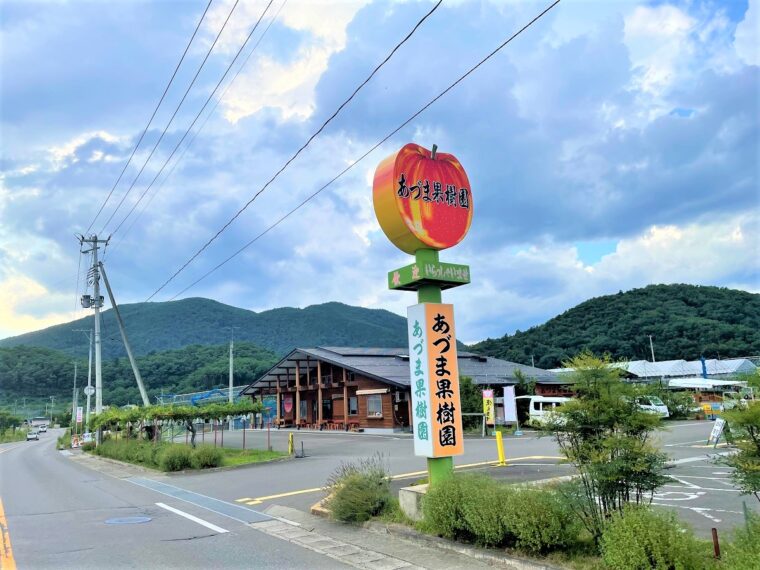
[348,397,358,415]
[367,395,383,417]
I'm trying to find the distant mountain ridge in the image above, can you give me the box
[472,284,760,369]
[0,298,408,358]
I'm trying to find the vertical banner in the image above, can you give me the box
[76,406,83,424]
[407,303,464,457]
[482,389,495,425]
[503,386,518,423]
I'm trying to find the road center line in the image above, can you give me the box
[155,502,229,534]
[0,497,17,570]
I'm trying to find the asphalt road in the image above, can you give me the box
[2,420,756,569]
[0,432,351,570]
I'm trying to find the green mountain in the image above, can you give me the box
[472,284,760,369]
[0,298,407,358]
[0,342,278,412]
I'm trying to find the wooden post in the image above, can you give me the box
[317,360,323,426]
[295,360,301,426]
[343,368,348,428]
[276,375,281,425]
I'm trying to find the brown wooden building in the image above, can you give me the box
[240,347,558,433]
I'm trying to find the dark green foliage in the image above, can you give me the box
[159,445,194,472]
[192,446,223,469]
[0,342,277,409]
[325,455,392,523]
[80,441,95,452]
[422,475,581,553]
[472,284,760,367]
[722,512,760,569]
[0,410,22,430]
[0,298,407,358]
[601,507,709,570]
[501,489,579,554]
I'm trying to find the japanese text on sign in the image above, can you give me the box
[407,303,464,458]
[397,174,471,209]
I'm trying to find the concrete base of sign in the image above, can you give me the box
[398,483,429,521]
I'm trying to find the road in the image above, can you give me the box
[1,421,756,569]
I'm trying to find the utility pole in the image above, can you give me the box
[73,329,94,427]
[648,335,656,363]
[99,262,149,406]
[227,327,239,403]
[71,361,78,426]
[49,396,55,423]
[79,235,108,418]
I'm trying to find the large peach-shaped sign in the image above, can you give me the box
[373,143,473,254]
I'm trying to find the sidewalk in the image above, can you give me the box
[258,504,560,570]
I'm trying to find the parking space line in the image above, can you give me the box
[0,497,16,570]
[155,502,229,534]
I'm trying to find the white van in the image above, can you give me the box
[634,396,669,418]
[528,396,571,425]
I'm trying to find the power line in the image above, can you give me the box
[111,0,289,252]
[108,0,276,238]
[97,0,243,235]
[84,0,214,235]
[146,0,444,301]
[167,0,562,300]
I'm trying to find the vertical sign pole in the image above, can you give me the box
[415,249,454,485]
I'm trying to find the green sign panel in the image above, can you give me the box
[388,261,471,291]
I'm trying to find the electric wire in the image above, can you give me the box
[166,0,562,300]
[84,0,214,235]
[145,0,444,301]
[112,1,289,253]
[72,243,84,320]
[108,0,276,238]
[98,0,243,235]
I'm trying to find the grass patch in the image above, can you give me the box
[88,439,286,471]
[0,428,27,443]
[56,429,72,449]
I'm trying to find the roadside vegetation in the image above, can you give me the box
[0,410,26,443]
[322,353,760,569]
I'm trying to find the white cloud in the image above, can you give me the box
[735,0,759,66]
[0,273,75,338]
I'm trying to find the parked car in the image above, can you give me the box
[634,396,670,418]
[527,396,572,425]
[26,430,39,441]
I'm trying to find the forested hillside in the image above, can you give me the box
[0,298,407,358]
[472,284,760,368]
[0,342,278,410]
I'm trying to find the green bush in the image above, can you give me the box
[601,507,709,569]
[81,441,96,452]
[722,512,760,569]
[159,445,193,472]
[325,455,392,523]
[502,488,580,554]
[192,446,223,469]
[422,475,468,539]
[459,475,512,546]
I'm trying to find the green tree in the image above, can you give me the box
[545,352,668,543]
[722,401,760,503]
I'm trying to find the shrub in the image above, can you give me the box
[192,446,223,469]
[502,488,580,554]
[459,475,512,546]
[422,475,467,539]
[325,455,392,523]
[159,445,193,472]
[722,512,760,570]
[81,441,96,452]
[601,507,709,570]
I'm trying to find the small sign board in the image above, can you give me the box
[707,418,726,447]
[407,303,464,458]
[503,386,518,423]
[482,389,495,425]
[84,386,95,396]
[76,406,83,424]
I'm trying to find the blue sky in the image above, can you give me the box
[1,0,758,345]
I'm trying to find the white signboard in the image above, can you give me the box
[84,386,95,396]
[503,386,518,423]
[707,418,726,446]
[408,304,433,457]
[76,406,83,424]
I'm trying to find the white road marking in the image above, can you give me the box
[156,502,229,534]
[665,440,710,447]
[672,475,732,482]
[667,452,733,466]
[654,490,705,501]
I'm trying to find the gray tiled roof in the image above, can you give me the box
[241,346,559,394]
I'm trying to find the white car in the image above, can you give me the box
[39,425,48,433]
[26,430,39,441]
[635,396,670,418]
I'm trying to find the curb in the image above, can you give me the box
[310,494,332,518]
[363,521,563,570]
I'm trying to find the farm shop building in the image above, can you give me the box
[240,347,558,432]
